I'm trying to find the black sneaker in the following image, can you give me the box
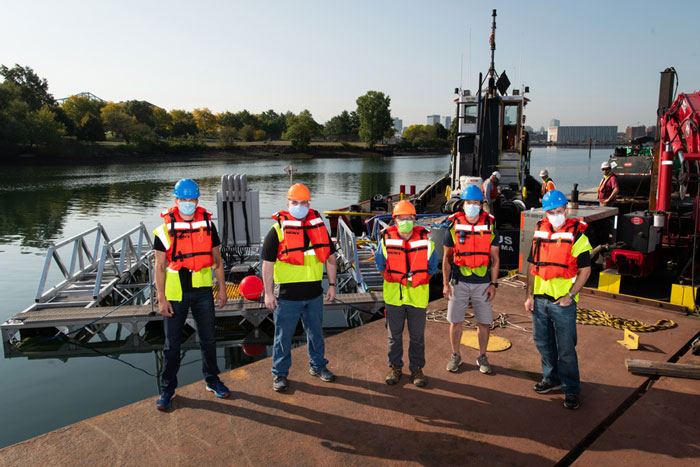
[564,394,580,410]
[533,380,563,394]
[309,368,336,382]
[273,376,288,392]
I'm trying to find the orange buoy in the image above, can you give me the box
[242,345,266,356]
[239,275,263,300]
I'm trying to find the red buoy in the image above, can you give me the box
[239,275,263,300]
[242,345,266,356]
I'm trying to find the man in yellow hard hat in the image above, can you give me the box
[262,183,338,392]
[375,200,438,387]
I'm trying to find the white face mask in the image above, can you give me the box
[547,213,566,228]
[463,204,481,218]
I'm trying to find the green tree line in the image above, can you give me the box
[1,64,449,157]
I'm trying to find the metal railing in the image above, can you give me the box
[35,224,112,303]
[93,223,154,300]
[336,218,367,292]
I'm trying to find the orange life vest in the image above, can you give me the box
[382,225,431,287]
[598,173,618,199]
[273,209,331,265]
[160,206,214,272]
[448,211,494,268]
[541,178,556,196]
[530,217,587,281]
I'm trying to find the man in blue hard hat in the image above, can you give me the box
[524,189,592,410]
[443,185,500,374]
[152,178,230,410]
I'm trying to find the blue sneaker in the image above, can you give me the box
[205,380,230,399]
[156,390,174,411]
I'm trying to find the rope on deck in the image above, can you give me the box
[426,309,532,333]
[575,308,677,332]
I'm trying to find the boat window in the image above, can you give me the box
[460,103,478,134]
[502,103,520,151]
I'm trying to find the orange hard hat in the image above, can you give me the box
[392,200,417,218]
[287,183,311,201]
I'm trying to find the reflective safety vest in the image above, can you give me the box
[382,225,431,287]
[530,217,587,281]
[273,210,331,265]
[271,210,331,285]
[153,206,214,302]
[448,211,494,270]
[541,178,556,196]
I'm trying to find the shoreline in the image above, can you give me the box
[3,141,450,166]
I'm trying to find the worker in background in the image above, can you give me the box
[153,178,230,410]
[481,171,501,214]
[443,185,500,374]
[598,161,619,206]
[540,169,557,199]
[375,200,439,387]
[524,190,592,410]
[262,183,337,392]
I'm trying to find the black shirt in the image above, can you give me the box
[261,224,336,301]
[154,224,221,292]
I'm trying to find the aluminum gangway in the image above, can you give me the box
[28,223,153,312]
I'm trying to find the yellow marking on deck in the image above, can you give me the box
[461,331,511,351]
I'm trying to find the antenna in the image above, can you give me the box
[468,29,471,91]
[460,53,463,90]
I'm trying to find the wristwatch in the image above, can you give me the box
[568,292,575,301]
[490,282,499,288]
[328,283,336,287]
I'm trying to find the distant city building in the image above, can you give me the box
[549,118,560,128]
[427,115,440,125]
[393,117,403,136]
[625,126,646,140]
[646,126,657,138]
[547,126,618,143]
[539,126,546,134]
[442,116,452,128]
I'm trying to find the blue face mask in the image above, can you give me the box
[179,201,196,216]
[463,203,481,218]
[289,204,309,220]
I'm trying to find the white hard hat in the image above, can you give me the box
[491,171,501,180]
[539,169,548,177]
[601,161,611,169]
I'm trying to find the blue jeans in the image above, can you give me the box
[161,289,220,392]
[272,295,328,377]
[532,297,580,395]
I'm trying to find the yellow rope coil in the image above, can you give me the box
[576,307,676,332]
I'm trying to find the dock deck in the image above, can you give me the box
[1,283,698,466]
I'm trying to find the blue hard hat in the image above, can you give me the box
[542,189,568,211]
[460,184,484,201]
[173,179,200,199]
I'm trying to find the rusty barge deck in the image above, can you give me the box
[1,283,698,466]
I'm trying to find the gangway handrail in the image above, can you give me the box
[35,224,111,303]
[336,218,367,292]
[93,223,154,300]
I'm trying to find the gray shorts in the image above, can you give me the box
[446,281,493,325]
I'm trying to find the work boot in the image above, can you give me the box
[446,353,462,372]
[476,354,492,374]
[411,368,427,387]
[385,366,402,385]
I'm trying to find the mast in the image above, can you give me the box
[488,9,497,96]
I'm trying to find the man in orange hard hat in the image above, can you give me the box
[262,183,338,392]
[375,200,439,387]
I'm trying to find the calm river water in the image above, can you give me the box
[0,146,612,447]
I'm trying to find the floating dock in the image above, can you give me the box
[1,283,698,466]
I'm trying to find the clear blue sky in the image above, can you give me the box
[2,0,699,131]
